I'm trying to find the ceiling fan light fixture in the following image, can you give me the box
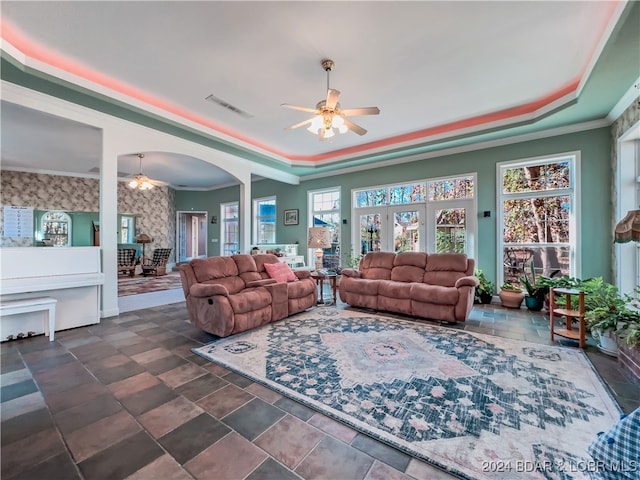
[282,59,380,140]
[308,115,323,134]
[128,175,154,190]
[128,154,154,190]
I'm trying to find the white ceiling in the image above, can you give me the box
[0,1,637,189]
[0,101,242,190]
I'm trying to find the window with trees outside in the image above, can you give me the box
[498,153,578,286]
[221,201,239,256]
[352,175,476,258]
[309,187,340,269]
[254,196,276,244]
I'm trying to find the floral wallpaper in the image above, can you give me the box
[118,181,176,262]
[0,171,176,263]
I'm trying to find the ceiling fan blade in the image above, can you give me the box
[340,107,380,116]
[325,89,340,109]
[344,118,367,136]
[285,118,313,130]
[281,104,317,113]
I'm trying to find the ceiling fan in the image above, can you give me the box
[282,59,380,140]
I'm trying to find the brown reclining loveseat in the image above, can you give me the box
[180,254,316,337]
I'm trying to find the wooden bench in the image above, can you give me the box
[0,297,57,341]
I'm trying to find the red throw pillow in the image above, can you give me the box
[264,262,297,283]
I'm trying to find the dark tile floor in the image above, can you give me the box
[1,299,639,480]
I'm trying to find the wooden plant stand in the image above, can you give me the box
[550,287,586,348]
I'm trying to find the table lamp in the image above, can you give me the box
[308,227,332,270]
[135,233,152,260]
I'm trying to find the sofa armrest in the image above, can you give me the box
[455,276,479,289]
[294,270,311,279]
[190,283,229,298]
[341,268,362,278]
[246,279,277,288]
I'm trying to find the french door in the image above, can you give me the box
[354,199,475,257]
[356,205,426,254]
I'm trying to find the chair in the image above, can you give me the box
[117,248,138,277]
[142,248,172,276]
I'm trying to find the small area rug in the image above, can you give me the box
[117,271,182,296]
[193,307,621,480]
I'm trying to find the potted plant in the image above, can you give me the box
[587,306,638,356]
[343,251,364,270]
[519,263,548,311]
[474,269,494,304]
[499,282,524,308]
[581,277,630,356]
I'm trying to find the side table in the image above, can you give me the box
[310,273,337,305]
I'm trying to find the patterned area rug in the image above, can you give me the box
[192,307,621,480]
[117,271,183,296]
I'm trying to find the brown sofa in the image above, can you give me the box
[179,254,316,337]
[339,251,478,323]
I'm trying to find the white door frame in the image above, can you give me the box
[176,210,208,263]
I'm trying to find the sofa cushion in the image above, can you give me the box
[286,279,316,299]
[379,280,412,299]
[341,277,380,296]
[203,277,246,295]
[228,288,272,314]
[391,252,427,283]
[360,252,395,280]
[423,253,470,287]
[264,262,298,282]
[233,254,262,284]
[411,283,459,305]
[191,257,238,282]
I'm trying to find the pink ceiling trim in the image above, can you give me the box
[288,82,580,163]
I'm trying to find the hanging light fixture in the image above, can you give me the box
[283,59,379,141]
[128,154,154,190]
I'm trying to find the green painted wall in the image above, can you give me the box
[175,127,612,287]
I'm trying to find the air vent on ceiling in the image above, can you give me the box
[205,94,253,119]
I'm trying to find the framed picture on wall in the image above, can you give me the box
[284,209,299,226]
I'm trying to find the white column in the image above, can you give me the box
[100,130,120,317]
[239,178,252,254]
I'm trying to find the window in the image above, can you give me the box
[498,153,578,286]
[254,196,276,244]
[309,188,341,269]
[352,176,476,257]
[221,201,239,256]
[427,176,475,254]
[41,211,71,246]
[120,216,135,243]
